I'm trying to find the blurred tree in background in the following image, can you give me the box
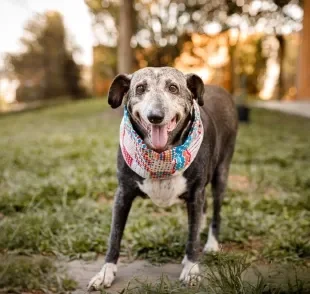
[7,11,86,102]
[86,0,303,99]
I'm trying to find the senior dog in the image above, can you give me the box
[88,67,238,290]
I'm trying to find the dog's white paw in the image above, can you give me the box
[179,256,201,286]
[203,237,219,252]
[203,226,219,253]
[87,263,117,290]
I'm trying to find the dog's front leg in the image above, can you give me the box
[87,187,135,290]
[180,187,204,285]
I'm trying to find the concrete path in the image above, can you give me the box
[67,257,310,293]
[68,257,181,294]
[252,101,310,118]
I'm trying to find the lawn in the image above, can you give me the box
[0,99,309,293]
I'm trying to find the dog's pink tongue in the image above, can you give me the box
[151,125,168,150]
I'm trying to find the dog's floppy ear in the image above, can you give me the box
[108,74,131,109]
[185,74,205,106]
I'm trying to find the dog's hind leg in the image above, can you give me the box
[204,161,230,253]
[200,188,207,233]
[87,187,136,290]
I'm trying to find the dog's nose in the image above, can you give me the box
[147,109,165,124]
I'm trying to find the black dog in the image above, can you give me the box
[88,67,238,290]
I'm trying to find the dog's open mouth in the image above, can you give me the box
[150,117,177,151]
[138,114,178,151]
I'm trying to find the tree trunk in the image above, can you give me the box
[117,0,134,74]
[297,0,310,100]
[276,34,285,100]
[227,30,240,96]
[229,45,236,95]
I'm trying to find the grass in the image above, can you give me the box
[0,98,310,292]
[0,255,77,293]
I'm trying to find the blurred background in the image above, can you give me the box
[0,0,309,112]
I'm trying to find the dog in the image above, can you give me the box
[87,67,238,290]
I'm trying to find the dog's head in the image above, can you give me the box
[108,67,204,152]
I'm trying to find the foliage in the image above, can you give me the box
[235,35,268,94]
[7,11,85,102]
[85,0,119,46]
[86,0,303,97]
[86,0,303,45]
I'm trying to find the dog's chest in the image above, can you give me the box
[137,175,187,207]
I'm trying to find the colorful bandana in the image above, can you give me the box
[120,100,204,180]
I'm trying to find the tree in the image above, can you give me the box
[118,0,134,74]
[41,12,67,98]
[7,11,85,102]
[64,53,87,98]
[85,0,229,70]
[85,0,119,47]
[297,0,310,99]
[86,0,303,97]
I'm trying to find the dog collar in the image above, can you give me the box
[119,100,204,180]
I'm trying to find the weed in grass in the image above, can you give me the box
[203,255,260,294]
[0,255,77,293]
[0,199,112,256]
[117,254,310,294]
[285,271,310,294]
[263,231,310,262]
[124,200,188,263]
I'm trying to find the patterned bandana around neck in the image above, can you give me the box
[119,100,204,180]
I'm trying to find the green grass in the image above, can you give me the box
[0,99,310,292]
[0,255,77,293]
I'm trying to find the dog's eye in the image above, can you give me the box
[169,84,178,94]
[136,85,145,94]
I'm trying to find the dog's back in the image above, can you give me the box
[202,85,238,162]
